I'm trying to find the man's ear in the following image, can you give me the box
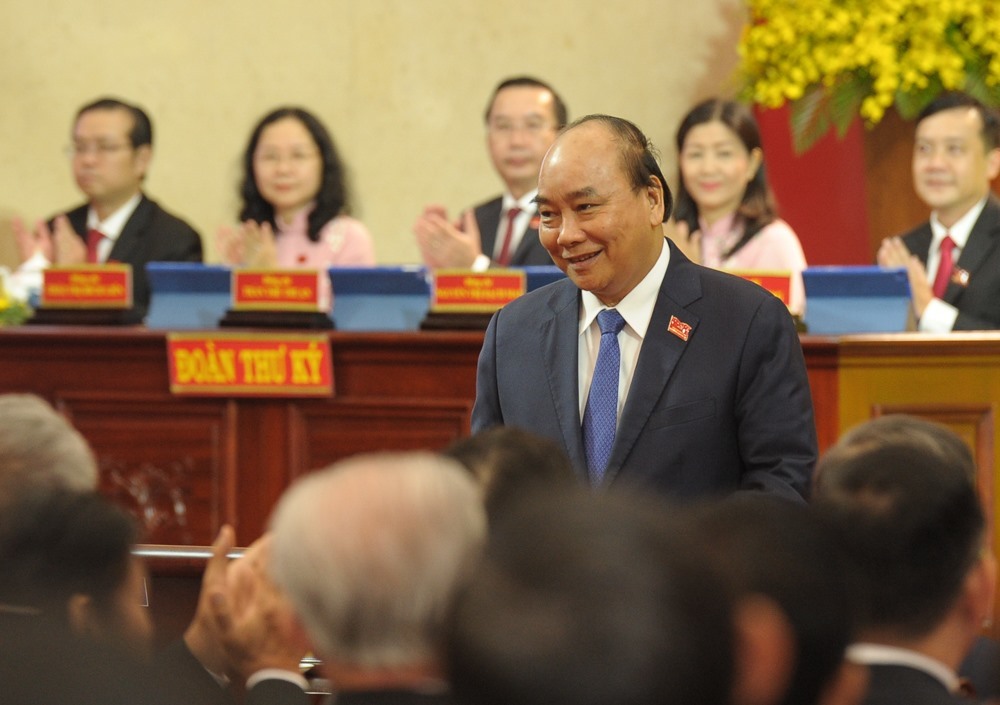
[66,593,98,638]
[730,595,796,705]
[986,148,1000,181]
[647,176,666,227]
[132,144,153,181]
[816,661,869,705]
[962,550,997,633]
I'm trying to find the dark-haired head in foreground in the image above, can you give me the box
[446,486,734,705]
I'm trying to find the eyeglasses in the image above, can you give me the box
[254,150,320,166]
[488,119,555,137]
[65,142,133,158]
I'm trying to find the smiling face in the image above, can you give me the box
[536,121,665,306]
[678,120,761,226]
[252,116,324,223]
[913,106,1000,227]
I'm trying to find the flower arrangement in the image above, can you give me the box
[739,0,1000,152]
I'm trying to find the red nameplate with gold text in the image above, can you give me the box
[232,270,328,312]
[40,265,133,309]
[431,269,526,313]
[166,333,332,397]
[730,270,792,307]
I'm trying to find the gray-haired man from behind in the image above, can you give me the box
[242,452,487,705]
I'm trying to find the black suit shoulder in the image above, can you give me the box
[864,664,968,705]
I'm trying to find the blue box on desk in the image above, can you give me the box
[146,263,232,329]
[329,266,430,331]
[524,265,566,291]
[803,266,911,334]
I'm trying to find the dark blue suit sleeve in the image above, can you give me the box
[734,294,816,501]
[471,310,503,433]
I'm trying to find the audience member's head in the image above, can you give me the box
[912,91,1000,225]
[446,485,734,705]
[0,489,151,654]
[684,496,864,705]
[269,451,486,678]
[817,413,976,484]
[239,106,352,241]
[443,427,576,520]
[483,76,567,199]
[814,416,993,657]
[0,393,97,510]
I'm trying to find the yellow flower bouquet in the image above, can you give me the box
[739,0,1000,152]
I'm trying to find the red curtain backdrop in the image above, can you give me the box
[755,105,873,265]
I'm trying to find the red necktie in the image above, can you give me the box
[495,207,522,266]
[86,229,106,264]
[932,234,955,299]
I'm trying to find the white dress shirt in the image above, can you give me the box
[577,238,670,423]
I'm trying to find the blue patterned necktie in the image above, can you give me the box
[583,308,626,484]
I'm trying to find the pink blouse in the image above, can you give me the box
[699,214,807,316]
[275,207,376,268]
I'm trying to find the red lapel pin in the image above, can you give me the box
[668,315,692,341]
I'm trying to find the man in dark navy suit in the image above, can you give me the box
[414,76,567,270]
[473,114,815,501]
[13,97,202,321]
[815,415,995,705]
[878,92,1000,331]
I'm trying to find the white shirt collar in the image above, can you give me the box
[847,643,959,693]
[579,236,669,339]
[930,196,988,250]
[87,193,143,242]
[503,189,538,214]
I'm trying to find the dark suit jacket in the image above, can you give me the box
[61,195,203,321]
[244,683,452,705]
[474,196,553,267]
[472,238,815,501]
[154,639,236,705]
[863,664,968,705]
[900,195,1000,330]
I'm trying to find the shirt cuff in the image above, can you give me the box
[471,254,491,272]
[918,298,959,333]
[246,669,309,692]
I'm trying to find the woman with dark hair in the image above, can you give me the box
[672,98,807,315]
[218,107,375,268]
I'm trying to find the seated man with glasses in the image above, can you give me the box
[12,96,203,321]
[413,76,567,270]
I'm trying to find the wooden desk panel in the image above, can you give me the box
[2,327,997,550]
[0,327,481,544]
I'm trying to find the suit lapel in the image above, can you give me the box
[602,241,702,485]
[538,281,588,474]
[108,195,151,264]
[908,224,933,266]
[510,207,540,263]
[946,197,1000,304]
[475,198,503,258]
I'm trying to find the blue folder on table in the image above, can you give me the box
[146,263,231,329]
[328,266,430,331]
[802,266,911,334]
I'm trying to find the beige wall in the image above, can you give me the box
[0,0,745,268]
